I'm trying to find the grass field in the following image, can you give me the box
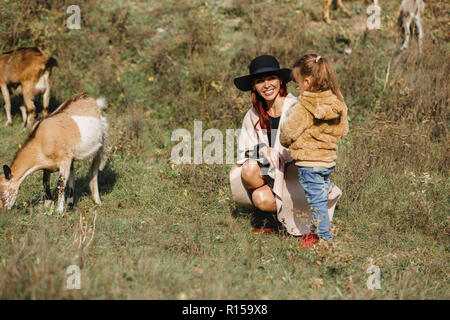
[0,0,448,299]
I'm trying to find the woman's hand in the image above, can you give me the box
[260,146,285,169]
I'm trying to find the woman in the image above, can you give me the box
[229,55,342,236]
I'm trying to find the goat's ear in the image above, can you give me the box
[3,165,12,180]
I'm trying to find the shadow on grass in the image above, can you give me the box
[231,206,253,219]
[232,206,283,230]
[73,163,117,206]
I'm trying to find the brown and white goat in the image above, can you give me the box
[0,93,108,213]
[0,47,57,128]
[400,0,425,52]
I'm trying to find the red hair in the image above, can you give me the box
[251,80,287,133]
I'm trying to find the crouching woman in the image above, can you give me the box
[229,55,342,236]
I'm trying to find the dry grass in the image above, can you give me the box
[0,0,448,299]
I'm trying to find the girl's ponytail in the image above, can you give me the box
[292,54,344,102]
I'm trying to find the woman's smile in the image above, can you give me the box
[262,88,275,97]
[253,75,281,101]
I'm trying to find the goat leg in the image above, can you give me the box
[336,0,351,17]
[89,151,102,205]
[19,105,27,126]
[56,162,71,213]
[1,84,12,125]
[323,0,332,24]
[67,162,75,209]
[43,169,53,208]
[42,73,51,117]
[22,81,36,129]
[401,15,412,50]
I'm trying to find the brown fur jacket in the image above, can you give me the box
[280,90,348,168]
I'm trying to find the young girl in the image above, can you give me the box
[280,54,348,247]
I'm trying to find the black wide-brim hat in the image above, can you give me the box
[233,55,292,92]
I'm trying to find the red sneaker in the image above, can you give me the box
[298,233,319,249]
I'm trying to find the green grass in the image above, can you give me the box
[0,0,448,299]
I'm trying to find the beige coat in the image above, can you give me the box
[230,93,342,236]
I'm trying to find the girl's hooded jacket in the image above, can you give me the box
[280,90,349,168]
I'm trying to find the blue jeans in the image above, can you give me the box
[297,166,334,241]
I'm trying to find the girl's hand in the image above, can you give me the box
[260,146,285,169]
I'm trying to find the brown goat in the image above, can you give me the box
[0,47,57,128]
[0,93,108,213]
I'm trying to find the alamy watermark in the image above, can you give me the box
[171,121,241,165]
[66,264,81,290]
[66,2,382,32]
[67,5,81,30]
[170,121,277,176]
[367,0,381,30]
[366,265,381,290]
